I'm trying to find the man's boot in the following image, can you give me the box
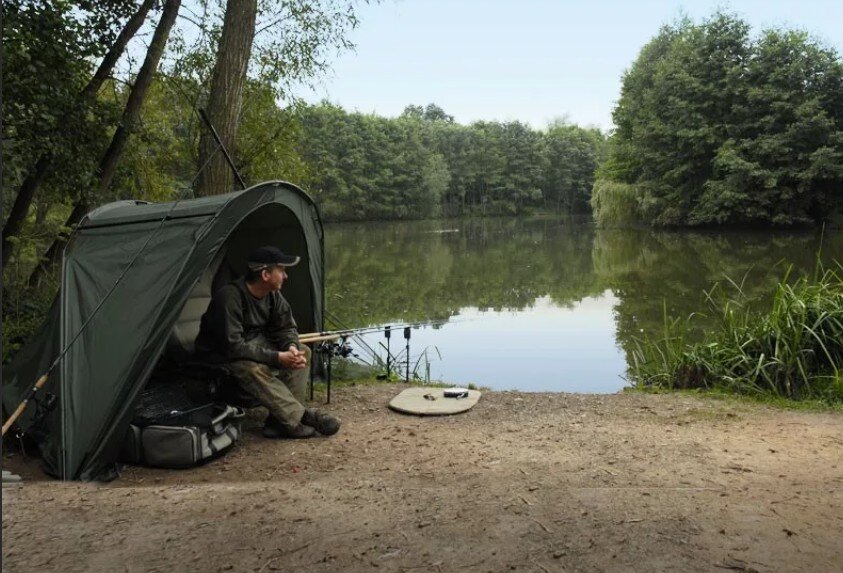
[301,408,341,436]
[263,415,316,439]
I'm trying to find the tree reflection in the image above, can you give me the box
[325,218,838,371]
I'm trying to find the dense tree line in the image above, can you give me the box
[297,103,606,220]
[592,12,843,227]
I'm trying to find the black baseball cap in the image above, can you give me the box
[247,246,300,271]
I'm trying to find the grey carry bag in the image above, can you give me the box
[120,404,245,468]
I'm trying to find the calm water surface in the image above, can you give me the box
[323,218,841,392]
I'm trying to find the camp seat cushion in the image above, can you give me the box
[166,256,233,362]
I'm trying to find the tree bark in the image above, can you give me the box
[195,0,258,197]
[1,0,156,268]
[28,0,181,287]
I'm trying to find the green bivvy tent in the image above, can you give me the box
[2,181,325,480]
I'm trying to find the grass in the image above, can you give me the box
[628,262,843,404]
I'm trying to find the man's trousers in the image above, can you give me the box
[225,346,310,427]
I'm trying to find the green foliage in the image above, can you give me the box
[590,180,641,227]
[2,0,134,223]
[2,267,59,363]
[114,75,310,202]
[3,1,140,360]
[628,264,843,402]
[236,85,309,185]
[595,11,843,227]
[168,0,361,101]
[295,103,448,220]
[110,76,199,202]
[545,120,606,214]
[297,102,605,221]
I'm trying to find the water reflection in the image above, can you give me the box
[400,294,626,392]
[324,218,837,392]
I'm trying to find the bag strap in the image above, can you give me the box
[211,404,245,426]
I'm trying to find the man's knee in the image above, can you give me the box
[227,360,273,379]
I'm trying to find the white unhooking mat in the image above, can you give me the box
[388,387,481,416]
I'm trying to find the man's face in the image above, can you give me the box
[262,265,287,291]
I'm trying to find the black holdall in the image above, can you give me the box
[119,403,245,469]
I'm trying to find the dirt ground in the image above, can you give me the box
[2,384,842,573]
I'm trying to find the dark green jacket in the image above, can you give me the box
[195,278,299,365]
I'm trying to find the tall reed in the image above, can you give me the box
[629,264,843,402]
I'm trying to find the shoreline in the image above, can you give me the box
[4,384,842,572]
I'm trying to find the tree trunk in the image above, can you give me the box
[195,0,258,197]
[34,200,50,228]
[28,0,181,287]
[2,155,51,264]
[81,0,157,101]
[1,0,156,268]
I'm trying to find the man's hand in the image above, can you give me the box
[278,345,307,370]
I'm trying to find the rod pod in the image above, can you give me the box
[385,326,391,378]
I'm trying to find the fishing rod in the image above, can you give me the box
[194,108,247,191]
[298,318,448,343]
[324,310,396,367]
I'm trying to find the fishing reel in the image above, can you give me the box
[7,391,57,456]
[311,336,357,405]
[316,335,357,359]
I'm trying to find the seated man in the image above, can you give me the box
[194,245,340,439]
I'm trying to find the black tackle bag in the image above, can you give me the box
[119,380,245,469]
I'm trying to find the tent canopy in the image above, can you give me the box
[2,181,325,480]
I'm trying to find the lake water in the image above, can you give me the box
[322,218,840,392]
